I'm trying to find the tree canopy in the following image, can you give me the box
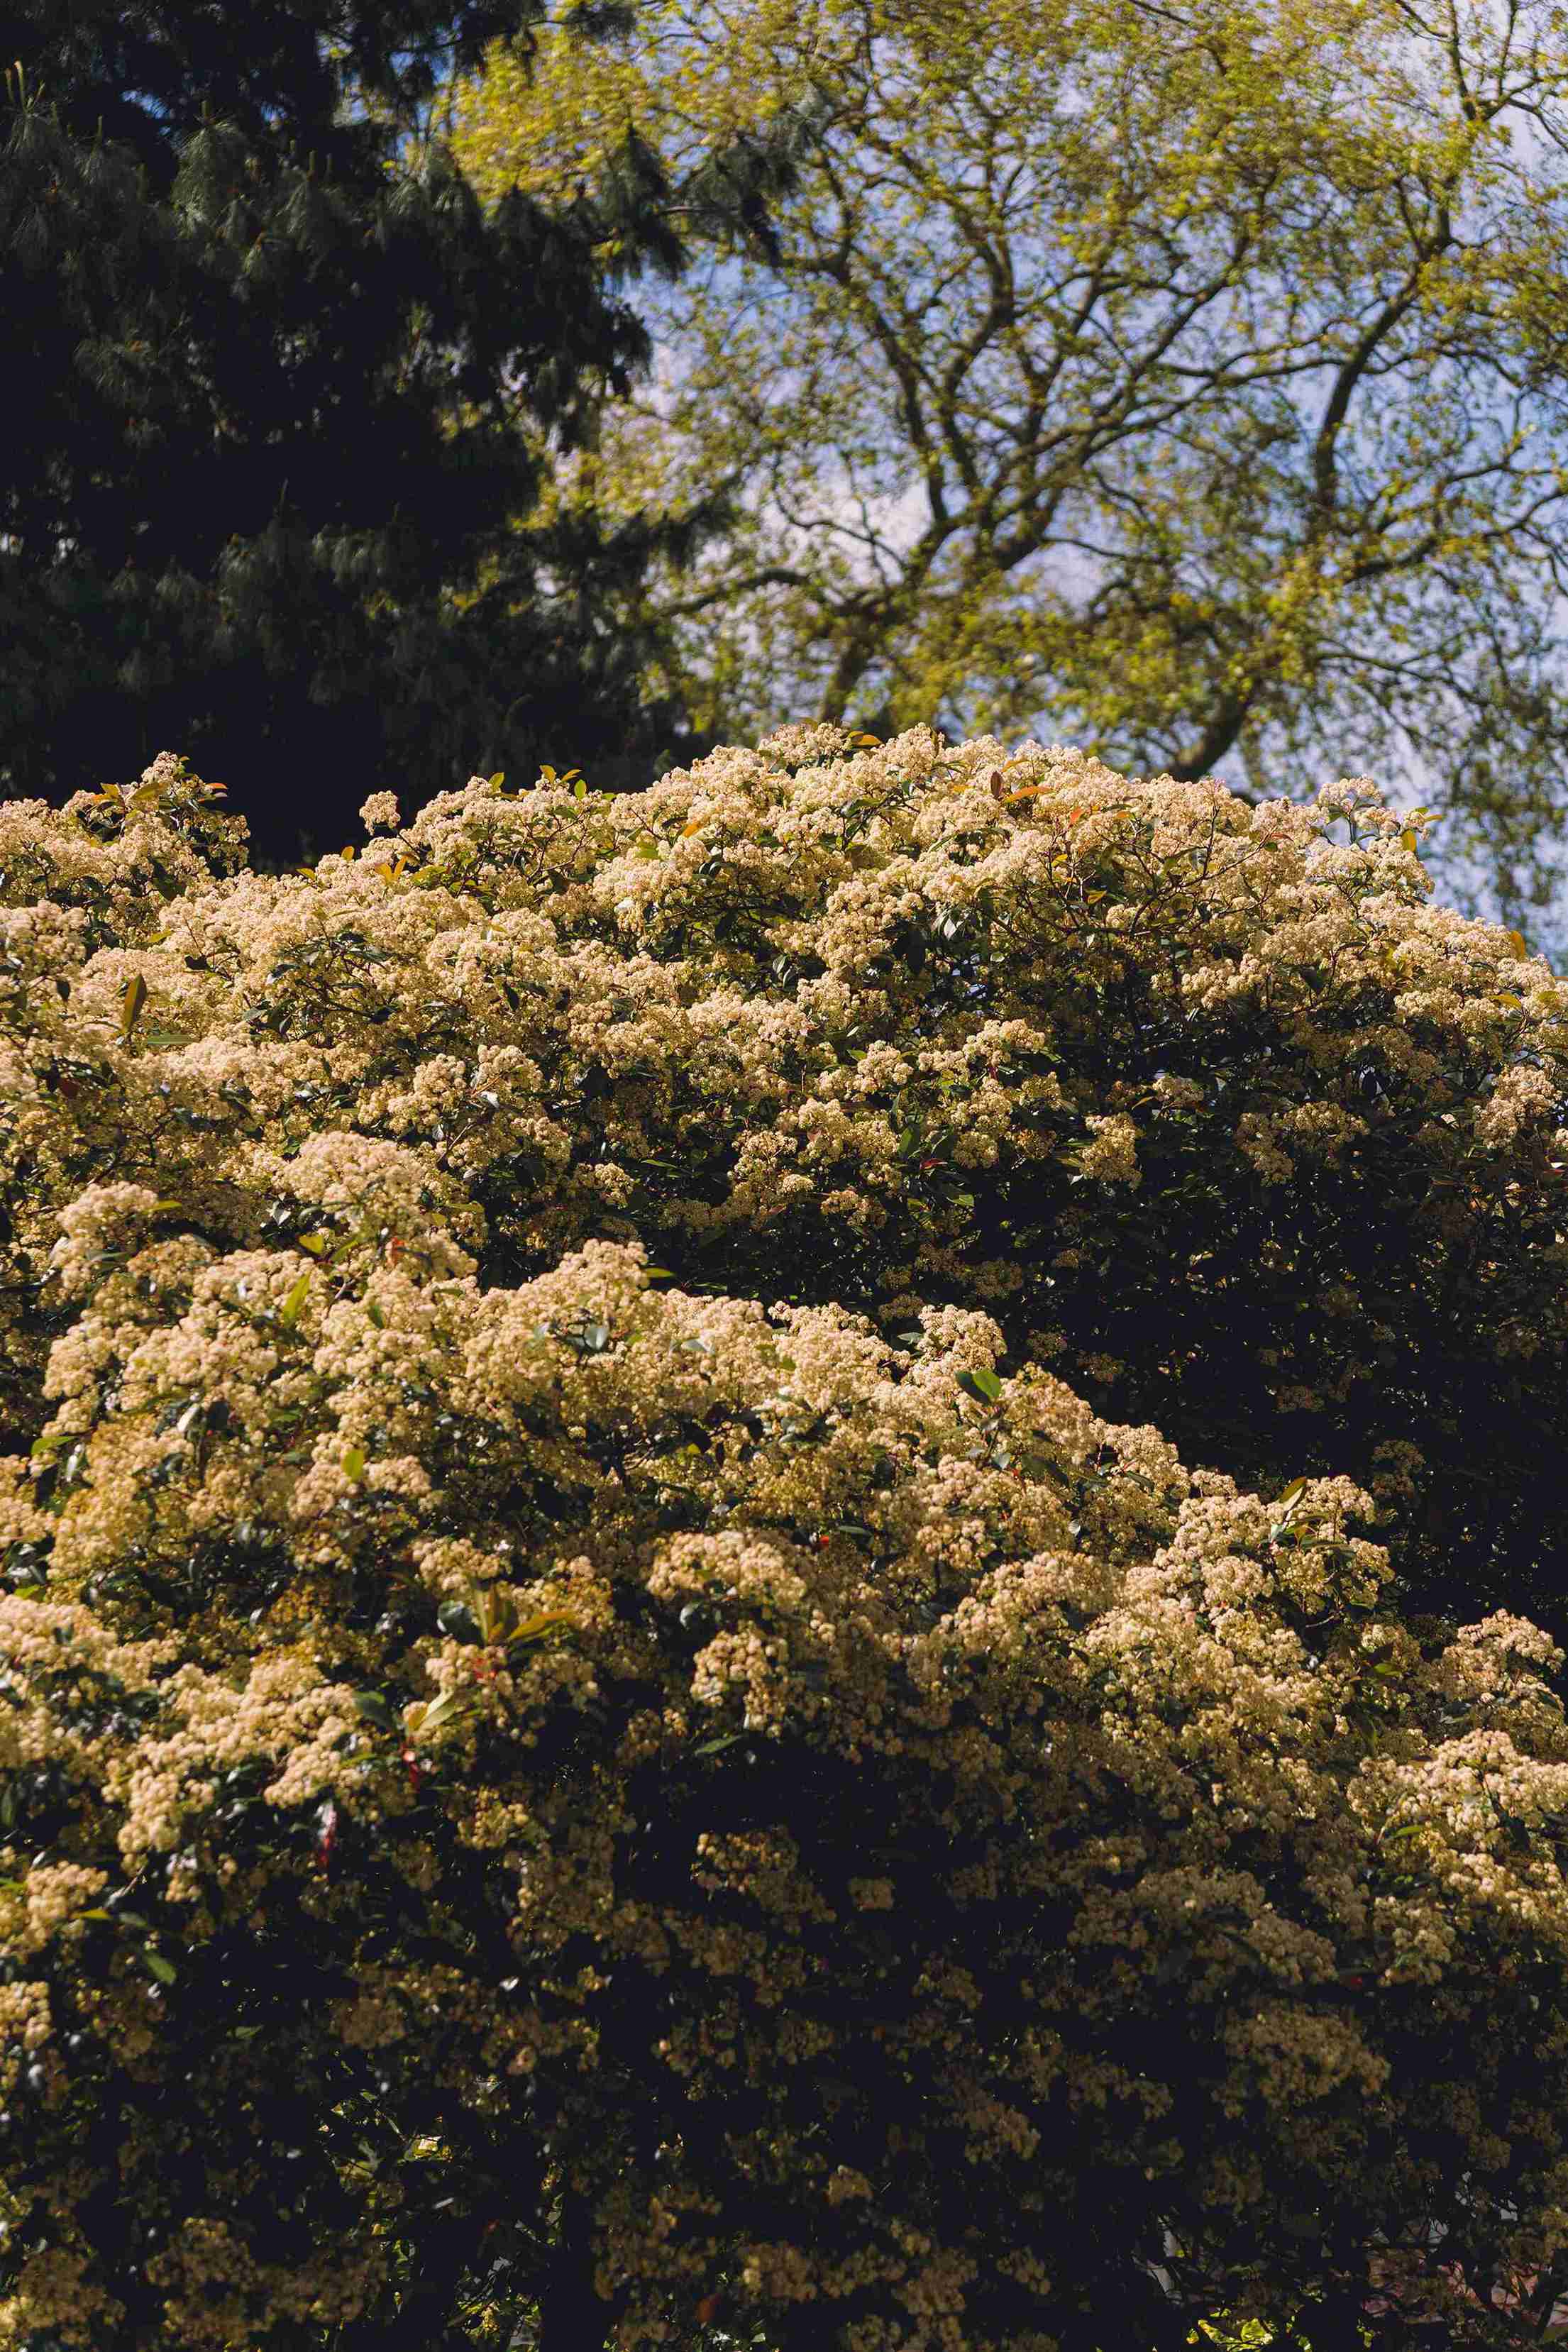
[446,0,1568,945]
[0,0,827,869]
[2,731,1568,2343]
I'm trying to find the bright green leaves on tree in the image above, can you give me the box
[448,0,1568,944]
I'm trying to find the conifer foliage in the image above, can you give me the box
[0,3,821,867]
[2,731,1568,2345]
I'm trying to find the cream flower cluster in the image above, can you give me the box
[0,743,1562,2346]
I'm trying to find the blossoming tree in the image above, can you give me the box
[4,731,1568,2346]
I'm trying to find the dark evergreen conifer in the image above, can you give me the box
[0,4,826,864]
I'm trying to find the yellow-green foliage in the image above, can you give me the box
[446,0,1568,929]
[1,735,1568,2347]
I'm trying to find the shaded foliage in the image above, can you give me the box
[0,1,828,866]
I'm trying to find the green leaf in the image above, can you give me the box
[509,1609,576,1647]
[468,1587,512,1644]
[411,1689,465,1738]
[143,1950,177,1986]
[365,1299,386,1328]
[437,1600,482,1645]
[279,1271,311,1326]
[694,1732,747,1757]
[1276,1476,1309,1510]
[353,1691,393,1730]
[956,1367,1003,1406]
[118,972,148,1039]
[341,1445,366,1484]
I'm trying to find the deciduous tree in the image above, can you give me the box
[448,0,1568,939]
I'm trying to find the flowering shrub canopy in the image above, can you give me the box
[3,735,1568,2346]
